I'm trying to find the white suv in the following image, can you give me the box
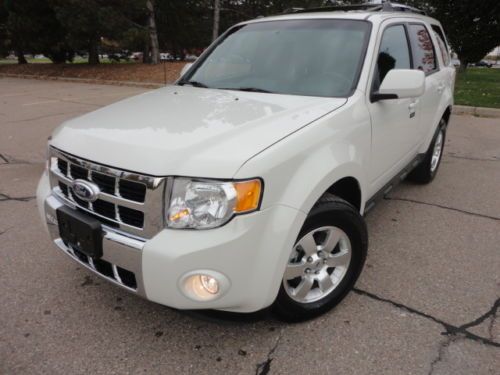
[37,3,455,321]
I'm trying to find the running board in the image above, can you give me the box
[364,153,425,215]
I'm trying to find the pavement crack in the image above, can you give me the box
[0,153,32,165]
[255,329,284,375]
[446,153,499,162]
[6,111,81,124]
[353,288,500,348]
[0,193,36,202]
[457,298,500,332]
[384,196,500,222]
[0,153,9,163]
[428,336,459,375]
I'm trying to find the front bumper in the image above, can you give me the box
[37,171,306,312]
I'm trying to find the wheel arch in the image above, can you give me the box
[325,176,362,212]
[419,104,453,154]
[296,162,367,217]
[442,105,452,127]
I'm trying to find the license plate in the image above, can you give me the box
[56,206,103,258]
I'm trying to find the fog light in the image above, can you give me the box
[184,274,220,301]
[180,271,229,302]
[200,275,219,294]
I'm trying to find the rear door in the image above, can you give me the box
[406,23,443,142]
[367,23,420,190]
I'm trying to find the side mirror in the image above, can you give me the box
[371,69,425,102]
[180,63,193,78]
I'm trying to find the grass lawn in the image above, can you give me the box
[454,67,500,109]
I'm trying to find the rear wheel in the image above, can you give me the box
[407,119,446,184]
[272,194,368,322]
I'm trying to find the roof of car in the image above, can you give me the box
[243,9,439,26]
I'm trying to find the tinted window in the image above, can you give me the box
[431,25,450,66]
[374,25,411,91]
[185,20,371,97]
[408,24,437,73]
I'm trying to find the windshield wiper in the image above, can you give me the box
[219,87,274,93]
[178,80,209,88]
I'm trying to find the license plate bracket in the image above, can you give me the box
[56,206,103,258]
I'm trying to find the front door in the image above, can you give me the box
[367,23,421,190]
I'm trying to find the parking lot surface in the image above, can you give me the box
[1,77,499,374]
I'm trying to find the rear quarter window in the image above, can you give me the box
[408,24,437,74]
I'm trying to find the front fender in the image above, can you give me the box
[234,95,371,216]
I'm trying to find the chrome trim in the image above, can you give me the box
[88,256,96,270]
[55,239,137,293]
[112,264,123,284]
[48,147,169,239]
[45,195,146,295]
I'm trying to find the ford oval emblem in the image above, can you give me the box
[72,179,100,202]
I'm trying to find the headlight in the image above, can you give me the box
[166,178,262,229]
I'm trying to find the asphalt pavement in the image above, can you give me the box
[1,77,499,374]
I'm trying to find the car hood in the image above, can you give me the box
[51,86,346,177]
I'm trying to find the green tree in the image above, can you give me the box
[155,0,212,57]
[3,0,73,63]
[50,0,148,64]
[0,1,8,57]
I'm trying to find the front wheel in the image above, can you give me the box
[272,194,368,322]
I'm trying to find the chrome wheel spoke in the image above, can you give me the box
[284,226,352,304]
[431,131,443,172]
[284,262,307,280]
[321,227,342,252]
[325,250,350,268]
[297,232,317,255]
[294,277,313,299]
[318,274,334,292]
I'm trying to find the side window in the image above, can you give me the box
[373,25,411,91]
[431,25,450,66]
[408,24,437,73]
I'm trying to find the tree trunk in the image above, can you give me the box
[88,37,100,65]
[16,50,27,64]
[143,40,151,64]
[212,0,220,42]
[146,0,160,64]
[458,57,468,72]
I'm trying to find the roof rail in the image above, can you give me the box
[285,2,426,16]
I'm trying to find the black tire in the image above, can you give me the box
[407,118,447,184]
[272,194,368,322]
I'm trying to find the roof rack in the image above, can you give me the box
[285,2,426,16]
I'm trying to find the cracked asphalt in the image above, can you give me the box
[1,77,499,374]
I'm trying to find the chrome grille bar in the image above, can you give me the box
[48,147,168,239]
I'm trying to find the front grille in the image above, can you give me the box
[93,199,115,218]
[119,206,145,227]
[92,171,115,195]
[68,245,137,290]
[49,147,167,239]
[119,179,146,202]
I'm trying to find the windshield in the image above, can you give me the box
[181,19,371,97]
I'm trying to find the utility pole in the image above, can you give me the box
[212,0,220,42]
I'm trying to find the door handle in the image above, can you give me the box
[408,102,417,118]
[437,83,445,93]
